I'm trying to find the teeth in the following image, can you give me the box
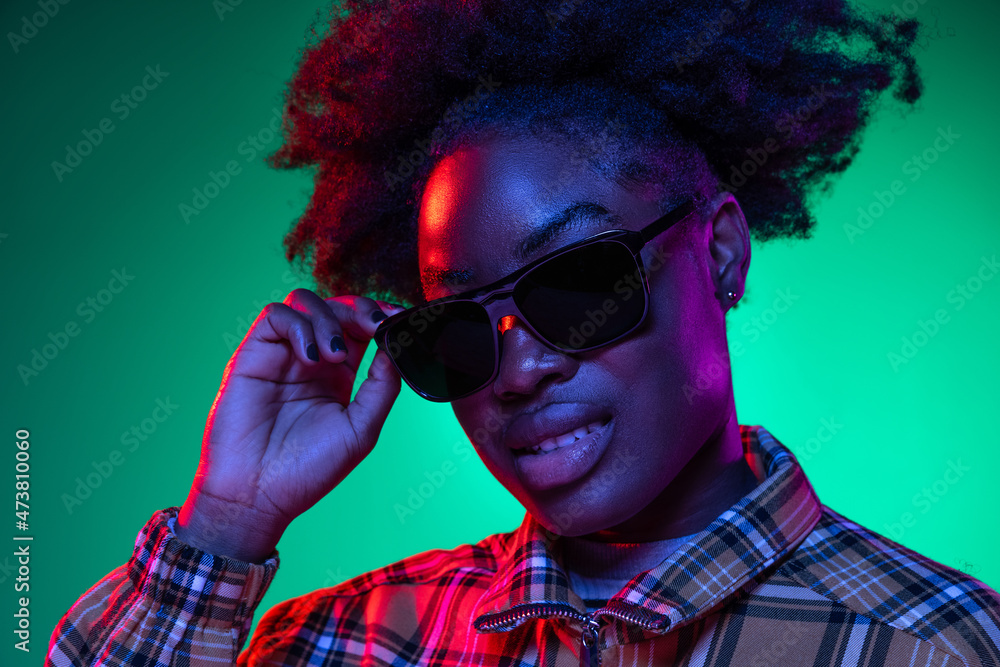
[523,420,607,455]
[555,431,577,447]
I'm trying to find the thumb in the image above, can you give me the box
[345,350,402,448]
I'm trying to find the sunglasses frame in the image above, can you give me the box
[374,195,703,402]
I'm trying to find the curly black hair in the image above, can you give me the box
[267,0,922,306]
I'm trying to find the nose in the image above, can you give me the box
[491,314,579,401]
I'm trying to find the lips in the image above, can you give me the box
[504,403,613,454]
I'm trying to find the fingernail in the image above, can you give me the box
[371,310,387,323]
[330,335,347,353]
[386,303,404,311]
[306,343,319,361]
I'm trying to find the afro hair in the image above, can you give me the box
[267,0,922,306]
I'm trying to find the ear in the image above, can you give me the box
[705,192,751,311]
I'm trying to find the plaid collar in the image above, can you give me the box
[472,424,823,635]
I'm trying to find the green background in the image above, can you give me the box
[1,0,997,664]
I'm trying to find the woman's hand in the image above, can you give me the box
[175,289,403,563]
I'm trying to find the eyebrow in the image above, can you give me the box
[421,202,622,291]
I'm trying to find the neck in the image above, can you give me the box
[556,530,698,581]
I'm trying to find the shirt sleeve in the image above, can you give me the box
[45,507,279,667]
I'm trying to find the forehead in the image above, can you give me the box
[417,134,641,299]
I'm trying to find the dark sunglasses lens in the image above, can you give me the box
[514,241,645,350]
[383,302,494,400]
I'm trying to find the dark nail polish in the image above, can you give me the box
[371,310,387,323]
[306,342,319,361]
[330,335,347,353]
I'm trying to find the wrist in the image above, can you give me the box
[176,495,285,564]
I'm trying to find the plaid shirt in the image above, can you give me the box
[47,425,1000,667]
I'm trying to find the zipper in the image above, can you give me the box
[580,615,601,667]
[476,601,669,667]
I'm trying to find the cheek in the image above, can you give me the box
[451,395,501,448]
[598,335,687,419]
[650,258,722,363]
[449,397,526,490]
[606,276,726,418]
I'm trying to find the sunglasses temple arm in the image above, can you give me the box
[639,196,702,245]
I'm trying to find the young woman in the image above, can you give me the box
[46,0,999,665]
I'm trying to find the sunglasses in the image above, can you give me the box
[374,195,703,402]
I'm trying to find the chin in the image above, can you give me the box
[520,488,629,538]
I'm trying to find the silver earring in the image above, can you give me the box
[727,291,737,301]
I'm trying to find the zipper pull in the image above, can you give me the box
[580,615,601,667]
